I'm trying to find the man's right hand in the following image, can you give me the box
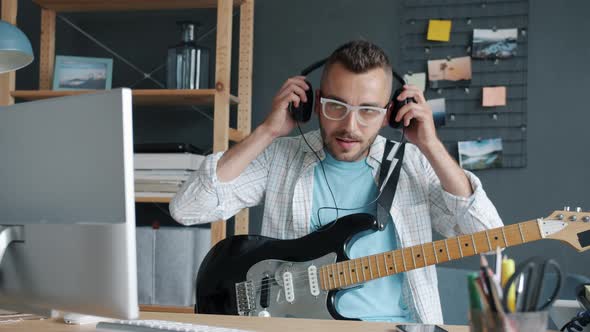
[262,76,310,138]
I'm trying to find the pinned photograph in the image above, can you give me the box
[52,55,113,90]
[472,28,518,59]
[427,56,472,89]
[458,138,503,171]
[427,98,446,127]
[403,72,426,92]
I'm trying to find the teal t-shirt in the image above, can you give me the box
[310,150,412,322]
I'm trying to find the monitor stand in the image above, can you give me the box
[0,226,24,264]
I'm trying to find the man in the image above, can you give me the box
[170,40,503,324]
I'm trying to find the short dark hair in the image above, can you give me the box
[321,40,392,90]
[327,40,391,72]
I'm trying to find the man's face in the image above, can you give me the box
[316,62,392,162]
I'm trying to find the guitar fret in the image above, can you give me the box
[410,247,417,268]
[485,231,492,252]
[342,262,348,285]
[393,252,398,273]
[457,237,464,257]
[368,256,375,279]
[347,260,353,284]
[432,243,439,264]
[501,227,508,247]
[354,259,360,282]
[330,265,337,288]
[421,244,427,266]
[401,249,408,271]
[323,267,329,290]
[382,253,389,275]
[471,234,478,253]
[361,258,367,281]
[518,223,525,243]
[375,256,382,277]
[336,263,342,287]
[444,240,451,260]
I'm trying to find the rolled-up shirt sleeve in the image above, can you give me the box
[169,144,273,225]
[420,151,504,237]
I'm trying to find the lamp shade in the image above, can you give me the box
[0,20,33,74]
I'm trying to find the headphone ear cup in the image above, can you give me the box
[288,80,314,122]
[388,88,404,128]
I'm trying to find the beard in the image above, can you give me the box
[319,123,379,162]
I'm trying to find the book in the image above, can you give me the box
[134,153,205,170]
[134,170,192,182]
[135,182,183,193]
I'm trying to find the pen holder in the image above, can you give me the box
[469,309,549,332]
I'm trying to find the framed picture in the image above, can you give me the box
[52,55,113,90]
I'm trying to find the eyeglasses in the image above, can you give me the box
[319,97,387,127]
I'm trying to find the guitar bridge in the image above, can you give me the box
[235,280,255,316]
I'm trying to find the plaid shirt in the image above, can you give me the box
[170,129,503,324]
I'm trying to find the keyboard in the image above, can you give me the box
[96,319,254,332]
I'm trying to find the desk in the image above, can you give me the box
[7,312,469,331]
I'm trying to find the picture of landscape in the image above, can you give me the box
[472,28,518,59]
[427,98,446,127]
[427,56,472,89]
[53,56,112,90]
[458,138,503,170]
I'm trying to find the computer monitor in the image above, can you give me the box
[0,88,138,319]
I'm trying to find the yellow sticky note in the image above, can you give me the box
[427,19,452,42]
[483,86,507,107]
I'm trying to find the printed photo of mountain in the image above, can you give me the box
[53,56,113,90]
[472,28,518,59]
[458,138,503,170]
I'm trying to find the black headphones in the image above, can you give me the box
[288,58,413,128]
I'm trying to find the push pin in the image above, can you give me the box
[521,29,527,37]
[437,88,443,95]
[466,46,472,53]
[410,19,416,25]
[446,55,452,61]
[465,87,470,94]
[520,125,527,132]
[494,58,500,65]
[491,113,498,120]
[481,2,486,8]
[492,25,497,32]
[450,113,456,121]
[466,18,472,25]
[425,46,431,54]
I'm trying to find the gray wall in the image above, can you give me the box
[14,0,590,276]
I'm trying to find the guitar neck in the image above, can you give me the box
[319,220,543,291]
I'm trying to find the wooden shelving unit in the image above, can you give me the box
[12,89,240,106]
[0,0,254,247]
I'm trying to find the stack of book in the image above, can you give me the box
[134,152,205,199]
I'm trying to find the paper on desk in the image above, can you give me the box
[427,19,452,42]
[404,72,426,92]
[482,86,507,107]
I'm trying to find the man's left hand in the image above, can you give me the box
[394,84,439,151]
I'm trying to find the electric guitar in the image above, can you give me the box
[196,209,590,319]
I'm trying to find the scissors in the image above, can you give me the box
[501,256,563,312]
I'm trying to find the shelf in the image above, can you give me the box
[33,0,243,12]
[11,89,239,107]
[135,195,172,203]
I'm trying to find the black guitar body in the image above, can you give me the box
[195,213,378,320]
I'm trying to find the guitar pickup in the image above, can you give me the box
[235,280,255,315]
